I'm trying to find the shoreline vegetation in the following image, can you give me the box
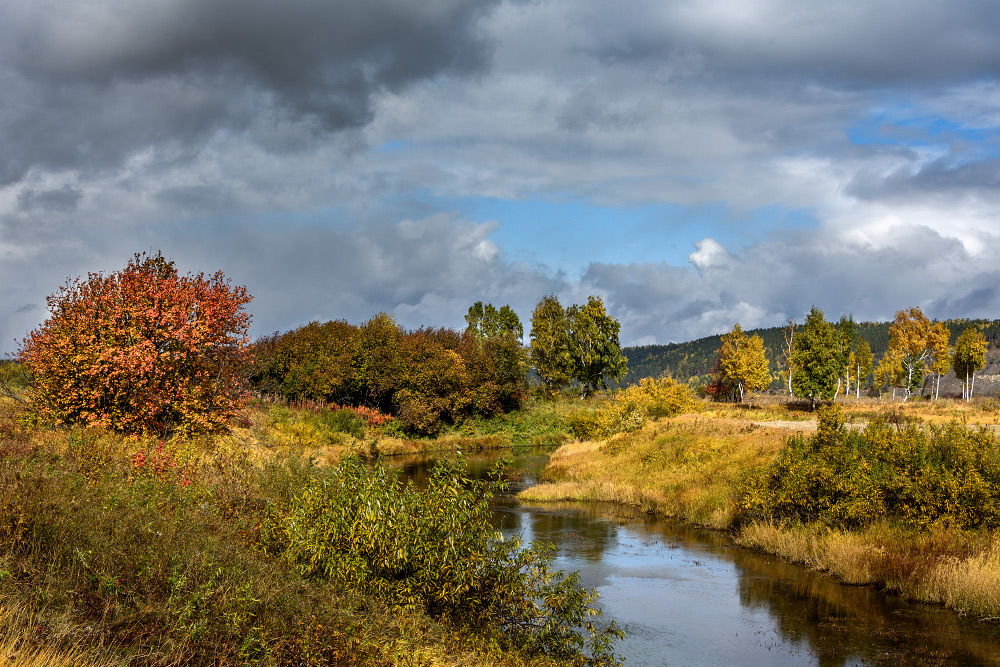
[519,394,1000,621]
[5,389,1000,664]
[0,395,618,667]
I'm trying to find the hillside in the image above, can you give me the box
[622,317,1000,396]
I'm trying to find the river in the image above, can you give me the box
[388,448,1000,667]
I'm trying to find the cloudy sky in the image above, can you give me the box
[3,0,1000,354]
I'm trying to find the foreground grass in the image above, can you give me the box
[0,397,602,667]
[523,396,1000,619]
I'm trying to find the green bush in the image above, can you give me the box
[263,455,624,664]
[740,406,1000,529]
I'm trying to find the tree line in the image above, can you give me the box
[9,253,628,436]
[712,306,989,408]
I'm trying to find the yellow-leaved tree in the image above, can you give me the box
[884,307,949,401]
[718,323,771,407]
[953,324,987,401]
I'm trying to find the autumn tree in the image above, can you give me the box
[19,252,252,435]
[529,295,573,395]
[565,296,627,396]
[852,338,874,398]
[465,302,524,342]
[927,321,952,400]
[874,347,905,399]
[790,307,843,410]
[836,315,856,399]
[885,307,947,400]
[953,324,987,401]
[718,324,771,407]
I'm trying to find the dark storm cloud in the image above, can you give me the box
[0,0,498,183]
[847,157,1000,201]
[584,1,1000,86]
[18,185,82,212]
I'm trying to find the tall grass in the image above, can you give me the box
[0,397,609,667]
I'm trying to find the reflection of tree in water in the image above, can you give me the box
[517,503,619,561]
[732,547,1000,667]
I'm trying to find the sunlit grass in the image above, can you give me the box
[520,413,789,529]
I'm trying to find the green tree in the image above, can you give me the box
[465,302,524,342]
[953,324,987,401]
[718,324,771,407]
[566,296,627,396]
[530,295,574,395]
[790,307,842,410]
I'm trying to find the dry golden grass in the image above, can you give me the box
[0,606,116,667]
[520,413,790,528]
[738,520,1000,618]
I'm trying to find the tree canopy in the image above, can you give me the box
[717,323,771,406]
[790,307,843,409]
[953,324,987,401]
[19,252,252,435]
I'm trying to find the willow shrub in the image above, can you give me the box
[262,455,624,666]
[740,406,1000,529]
[569,376,698,440]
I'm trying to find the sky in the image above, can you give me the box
[3,0,1000,354]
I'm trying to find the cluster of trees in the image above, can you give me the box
[14,251,636,436]
[716,306,989,408]
[251,308,527,435]
[529,295,627,397]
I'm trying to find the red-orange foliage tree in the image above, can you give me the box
[19,252,253,435]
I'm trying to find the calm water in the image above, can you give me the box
[388,449,1000,667]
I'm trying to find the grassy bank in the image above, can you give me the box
[520,413,790,528]
[0,397,615,667]
[228,396,579,464]
[521,397,1000,619]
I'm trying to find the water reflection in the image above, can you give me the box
[387,451,1000,666]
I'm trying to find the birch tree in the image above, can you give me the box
[853,338,873,398]
[885,307,935,400]
[953,324,987,401]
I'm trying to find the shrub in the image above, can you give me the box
[19,252,252,435]
[570,376,699,440]
[740,406,1000,529]
[263,455,625,664]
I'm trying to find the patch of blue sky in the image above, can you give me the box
[425,195,817,275]
[848,103,1000,159]
[373,140,410,154]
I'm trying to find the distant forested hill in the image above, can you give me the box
[621,317,1000,387]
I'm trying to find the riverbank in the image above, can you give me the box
[0,397,610,667]
[520,399,1000,619]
